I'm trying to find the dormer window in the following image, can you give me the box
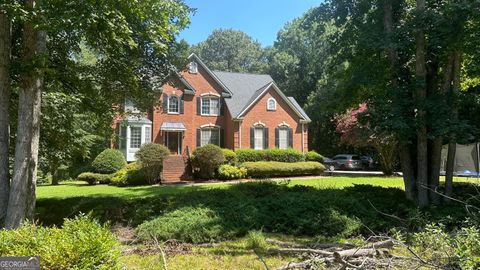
[168,95,179,114]
[267,98,277,111]
[189,61,198,73]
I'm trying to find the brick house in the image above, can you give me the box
[115,54,310,180]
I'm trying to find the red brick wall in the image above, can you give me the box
[235,86,308,152]
[152,65,227,154]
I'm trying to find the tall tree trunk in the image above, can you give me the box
[383,0,416,200]
[4,0,46,229]
[414,0,429,206]
[428,54,454,205]
[0,8,11,227]
[445,50,462,203]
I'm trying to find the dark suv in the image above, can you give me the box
[331,154,363,170]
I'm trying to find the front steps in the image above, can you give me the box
[162,155,192,183]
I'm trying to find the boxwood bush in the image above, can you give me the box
[77,172,113,185]
[218,164,247,180]
[135,143,169,184]
[222,148,237,165]
[241,161,325,178]
[236,148,304,163]
[111,162,147,187]
[92,149,126,174]
[304,151,324,163]
[0,215,121,269]
[191,144,226,179]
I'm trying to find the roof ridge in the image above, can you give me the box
[213,70,272,76]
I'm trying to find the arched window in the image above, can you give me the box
[168,95,179,113]
[267,98,277,111]
[189,61,198,73]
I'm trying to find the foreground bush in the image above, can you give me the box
[304,151,324,163]
[410,224,480,269]
[137,207,224,243]
[92,149,126,174]
[0,215,121,269]
[222,148,237,165]
[236,148,304,163]
[218,164,247,180]
[111,162,147,187]
[135,143,169,184]
[241,161,325,178]
[77,172,113,185]
[192,144,226,179]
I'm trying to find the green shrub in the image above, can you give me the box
[92,149,126,174]
[236,148,304,163]
[236,149,267,163]
[245,230,268,251]
[111,162,147,187]
[192,144,226,179]
[241,161,325,178]
[0,215,121,269]
[136,207,224,243]
[135,143,169,184]
[304,151,324,163]
[264,148,305,162]
[77,172,113,185]
[222,148,237,165]
[218,164,247,180]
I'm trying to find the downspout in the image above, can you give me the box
[301,123,305,153]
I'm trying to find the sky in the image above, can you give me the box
[178,0,322,47]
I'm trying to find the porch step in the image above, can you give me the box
[162,155,192,183]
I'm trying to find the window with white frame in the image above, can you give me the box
[168,95,179,113]
[200,128,220,146]
[201,96,220,116]
[189,61,198,73]
[144,126,151,143]
[130,127,142,148]
[119,125,127,149]
[267,98,277,111]
[254,128,264,150]
[278,128,288,149]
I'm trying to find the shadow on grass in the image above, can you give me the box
[36,180,479,239]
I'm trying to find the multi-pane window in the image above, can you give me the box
[168,95,179,113]
[119,125,127,149]
[130,127,142,148]
[254,128,264,150]
[278,128,288,149]
[267,98,277,111]
[200,128,220,146]
[201,97,220,116]
[144,126,151,144]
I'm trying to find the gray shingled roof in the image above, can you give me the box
[213,71,274,117]
[288,97,311,122]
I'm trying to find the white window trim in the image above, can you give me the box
[253,121,266,127]
[278,128,289,150]
[167,95,180,114]
[200,96,221,116]
[267,97,277,111]
[200,127,221,146]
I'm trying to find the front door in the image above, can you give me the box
[166,132,182,155]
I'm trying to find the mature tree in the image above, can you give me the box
[0,0,192,228]
[192,29,267,73]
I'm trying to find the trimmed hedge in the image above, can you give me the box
[305,151,325,163]
[218,164,247,180]
[77,172,113,185]
[92,149,126,174]
[111,162,147,187]
[241,161,325,178]
[135,143,169,184]
[0,215,121,269]
[236,148,305,163]
[222,148,237,165]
